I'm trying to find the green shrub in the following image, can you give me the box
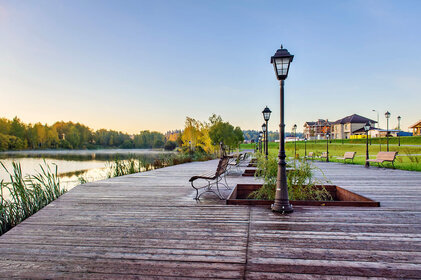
[164,141,177,151]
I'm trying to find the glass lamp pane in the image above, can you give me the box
[263,112,270,120]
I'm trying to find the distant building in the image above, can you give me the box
[409,120,421,136]
[331,114,376,139]
[303,119,331,140]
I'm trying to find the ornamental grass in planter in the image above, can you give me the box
[249,154,332,201]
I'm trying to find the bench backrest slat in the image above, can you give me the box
[215,156,229,177]
[376,151,398,161]
[344,152,356,159]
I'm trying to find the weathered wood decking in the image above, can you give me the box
[1,160,421,279]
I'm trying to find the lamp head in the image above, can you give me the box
[270,45,294,80]
[262,106,272,121]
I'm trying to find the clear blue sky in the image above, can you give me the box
[1,0,420,133]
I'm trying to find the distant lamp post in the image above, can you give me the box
[326,133,330,162]
[293,124,297,159]
[262,106,272,160]
[270,45,294,214]
[257,136,262,153]
[262,123,268,159]
[385,111,391,152]
[397,116,401,146]
[364,122,371,168]
[373,109,381,151]
[304,138,307,159]
[259,131,263,153]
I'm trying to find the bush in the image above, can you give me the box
[164,141,177,151]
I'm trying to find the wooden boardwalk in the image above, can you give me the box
[1,160,421,279]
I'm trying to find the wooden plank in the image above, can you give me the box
[0,159,421,278]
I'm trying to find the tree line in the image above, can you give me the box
[0,117,166,151]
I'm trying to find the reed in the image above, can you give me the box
[106,152,216,178]
[0,161,67,236]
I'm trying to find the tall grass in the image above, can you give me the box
[0,161,67,236]
[105,152,216,178]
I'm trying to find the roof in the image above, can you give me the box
[409,120,421,128]
[304,120,330,127]
[334,114,376,125]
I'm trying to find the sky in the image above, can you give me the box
[1,0,420,134]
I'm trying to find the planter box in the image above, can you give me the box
[226,184,380,207]
[242,169,256,177]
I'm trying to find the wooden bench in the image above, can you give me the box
[189,156,230,200]
[227,152,249,173]
[336,152,356,163]
[320,152,328,159]
[305,152,315,160]
[366,151,398,168]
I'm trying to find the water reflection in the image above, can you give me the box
[0,149,174,191]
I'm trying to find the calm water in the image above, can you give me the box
[0,149,174,191]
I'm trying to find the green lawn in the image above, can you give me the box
[241,137,421,172]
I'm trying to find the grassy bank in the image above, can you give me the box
[242,138,421,172]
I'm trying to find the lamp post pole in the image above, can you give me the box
[262,123,267,160]
[304,138,307,159]
[265,122,269,159]
[364,122,370,168]
[262,107,272,160]
[326,133,330,162]
[398,116,401,146]
[294,125,297,157]
[385,111,390,152]
[373,109,381,151]
[270,45,294,214]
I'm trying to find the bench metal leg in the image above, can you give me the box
[218,173,231,190]
[192,178,225,200]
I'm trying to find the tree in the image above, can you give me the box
[208,115,243,151]
[10,117,26,139]
[181,117,213,154]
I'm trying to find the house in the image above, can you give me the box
[409,120,421,136]
[303,119,331,140]
[331,114,376,139]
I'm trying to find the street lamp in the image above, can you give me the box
[262,106,272,160]
[270,45,294,214]
[364,122,371,168]
[372,109,381,151]
[385,111,391,152]
[259,131,263,153]
[293,124,297,159]
[326,133,330,162]
[397,116,401,146]
[262,123,267,159]
[304,138,307,159]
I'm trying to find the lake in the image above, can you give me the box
[0,149,174,191]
